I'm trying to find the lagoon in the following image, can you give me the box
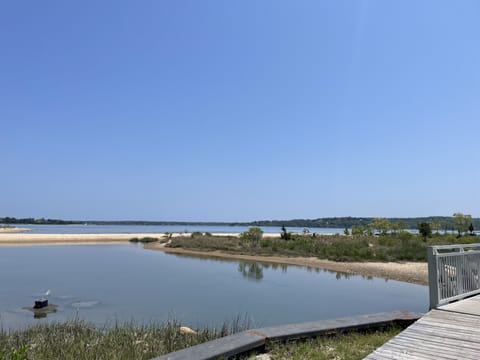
[0,244,427,330]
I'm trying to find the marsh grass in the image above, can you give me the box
[245,326,402,360]
[0,316,252,360]
[168,233,479,262]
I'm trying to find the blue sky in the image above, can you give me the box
[1,1,479,221]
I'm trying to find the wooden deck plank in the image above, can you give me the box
[390,334,480,359]
[439,296,480,316]
[364,295,480,359]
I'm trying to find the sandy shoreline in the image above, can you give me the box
[0,233,167,246]
[0,227,31,233]
[0,232,428,285]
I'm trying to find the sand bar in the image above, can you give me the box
[0,227,31,233]
[0,233,167,246]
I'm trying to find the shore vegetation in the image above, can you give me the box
[167,229,478,262]
[0,317,251,360]
[129,237,159,243]
[247,325,402,360]
[0,319,402,360]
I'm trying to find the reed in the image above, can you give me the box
[0,316,252,360]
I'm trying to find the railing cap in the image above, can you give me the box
[429,243,480,254]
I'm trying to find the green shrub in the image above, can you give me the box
[129,237,158,243]
[240,227,264,247]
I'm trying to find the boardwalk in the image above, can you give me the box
[365,294,480,359]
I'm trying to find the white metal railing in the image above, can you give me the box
[428,244,480,309]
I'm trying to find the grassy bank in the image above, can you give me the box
[0,320,401,360]
[167,232,478,262]
[0,318,250,360]
[248,325,402,360]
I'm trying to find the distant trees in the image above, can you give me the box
[371,218,391,235]
[417,222,432,242]
[453,213,473,237]
[431,221,441,234]
[280,226,292,240]
[351,225,366,236]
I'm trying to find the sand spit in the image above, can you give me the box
[146,242,428,286]
[0,233,167,246]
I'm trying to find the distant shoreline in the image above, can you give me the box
[2,215,472,230]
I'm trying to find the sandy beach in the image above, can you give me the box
[0,232,428,285]
[0,233,166,246]
[0,227,31,233]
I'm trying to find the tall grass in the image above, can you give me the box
[252,325,402,360]
[0,317,252,360]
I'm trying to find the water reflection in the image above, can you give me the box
[170,253,378,283]
[22,304,57,319]
[238,262,264,281]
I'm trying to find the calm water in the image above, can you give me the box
[0,245,427,330]
[22,224,345,234]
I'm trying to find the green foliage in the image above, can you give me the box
[417,223,432,242]
[261,326,402,360]
[0,345,29,360]
[129,237,158,243]
[453,213,473,236]
[190,231,204,238]
[240,227,264,247]
[394,221,407,232]
[280,226,292,240]
[469,223,475,235]
[163,232,173,240]
[370,218,391,235]
[351,225,365,236]
[169,230,476,262]
[167,235,241,251]
[344,227,350,235]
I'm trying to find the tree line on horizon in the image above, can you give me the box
[1,215,479,230]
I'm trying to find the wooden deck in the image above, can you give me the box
[365,294,480,359]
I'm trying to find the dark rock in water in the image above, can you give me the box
[34,299,48,309]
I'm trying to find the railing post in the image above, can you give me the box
[428,246,439,309]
